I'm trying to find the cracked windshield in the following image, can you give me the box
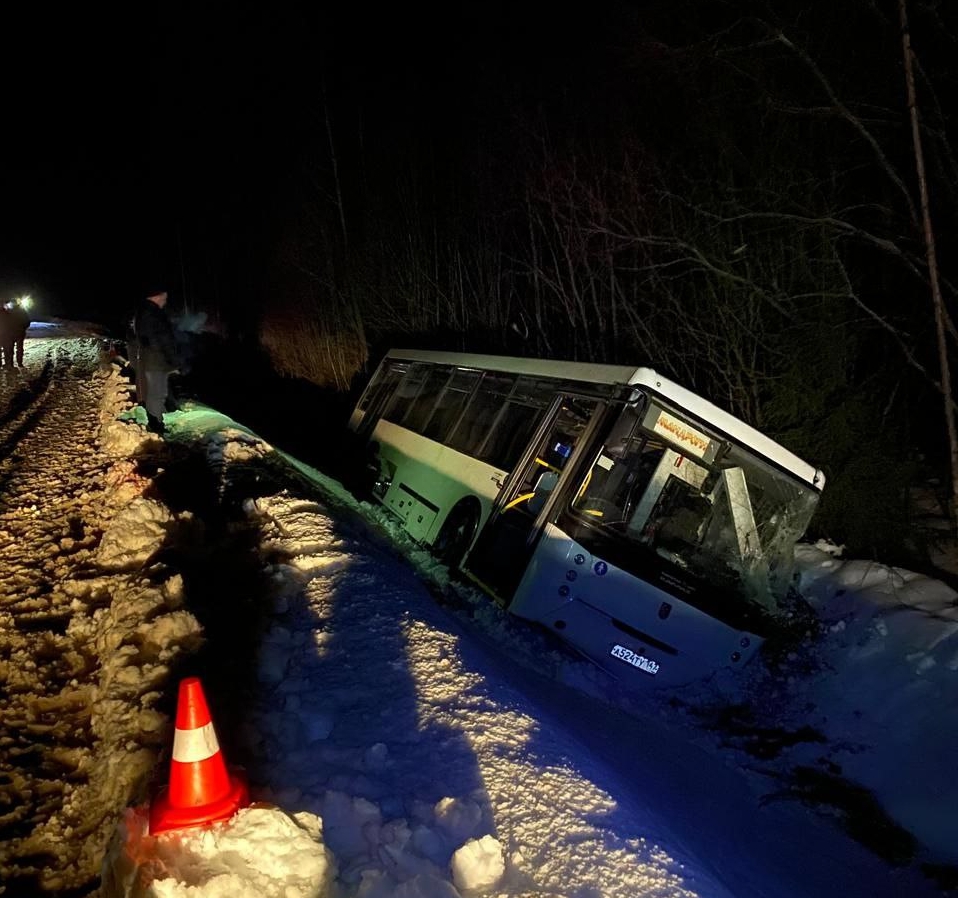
[572,401,821,611]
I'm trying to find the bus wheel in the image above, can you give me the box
[433,501,480,569]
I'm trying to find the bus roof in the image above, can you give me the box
[629,368,825,489]
[385,348,639,386]
[384,350,825,489]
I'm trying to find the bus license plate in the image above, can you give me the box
[610,644,660,676]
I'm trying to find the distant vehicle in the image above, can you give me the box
[348,349,825,686]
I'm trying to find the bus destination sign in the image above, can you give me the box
[651,410,712,461]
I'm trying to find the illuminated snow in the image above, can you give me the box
[102,446,946,898]
[4,340,948,897]
[450,834,505,892]
[102,805,335,898]
[95,498,173,570]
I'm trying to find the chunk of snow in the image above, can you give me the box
[364,742,388,769]
[450,835,504,893]
[96,499,172,570]
[434,797,483,844]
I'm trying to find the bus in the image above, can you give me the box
[348,349,825,687]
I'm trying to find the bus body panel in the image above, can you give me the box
[372,419,501,544]
[362,352,826,490]
[374,349,825,490]
[510,523,764,687]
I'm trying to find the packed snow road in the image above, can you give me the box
[0,332,205,895]
[0,335,122,892]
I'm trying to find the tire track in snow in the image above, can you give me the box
[0,337,140,895]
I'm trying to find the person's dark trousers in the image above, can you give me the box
[142,369,170,435]
[165,378,181,412]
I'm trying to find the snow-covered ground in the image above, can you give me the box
[1,331,955,898]
[99,379,954,894]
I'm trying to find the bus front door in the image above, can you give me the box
[466,396,602,602]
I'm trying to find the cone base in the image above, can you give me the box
[149,769,249,835]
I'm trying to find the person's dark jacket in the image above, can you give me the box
[132,300,179,372]
[8,305,29,337]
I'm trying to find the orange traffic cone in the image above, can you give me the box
[149,676,249,834]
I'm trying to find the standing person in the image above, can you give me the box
[132,286,179,435]
[8,299,30,367]
[0,305,13,368]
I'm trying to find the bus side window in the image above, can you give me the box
[402,366,453,434]
[448,373,515,457]
[383,365,428,424]
[369,365,405,411]
[422,369,480,443]
[477,377,557,471]
[480,403,545,470]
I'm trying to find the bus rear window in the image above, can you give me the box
[358,362,406,413]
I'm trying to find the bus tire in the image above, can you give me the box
[433,500,480,569]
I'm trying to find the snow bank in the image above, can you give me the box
[99,363,153,457]
[793,542,958,861]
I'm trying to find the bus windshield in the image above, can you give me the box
[571,402,820,613]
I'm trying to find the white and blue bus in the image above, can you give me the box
[349,349,825,686]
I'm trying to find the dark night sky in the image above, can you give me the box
[1,7,153,317]
[0,3,614,327]
[3,2,952,332]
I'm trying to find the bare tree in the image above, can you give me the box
[898,0,958,528]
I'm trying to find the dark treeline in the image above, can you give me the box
[160,1,957,564]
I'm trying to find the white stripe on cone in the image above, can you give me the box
[172,721,220,763]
